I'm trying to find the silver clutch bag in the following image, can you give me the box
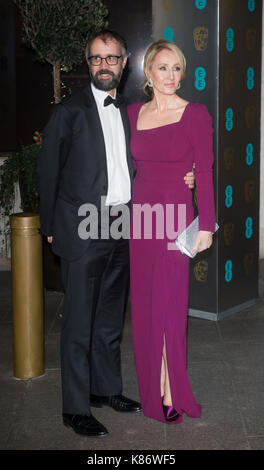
[175,216,219,258]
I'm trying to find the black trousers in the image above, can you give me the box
[60,235,130,415]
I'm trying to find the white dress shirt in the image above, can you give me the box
[91,83,131,206]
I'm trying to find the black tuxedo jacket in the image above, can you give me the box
[37,85,134,261]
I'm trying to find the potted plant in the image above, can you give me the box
[0,132,41,216]
[14,0,109,103]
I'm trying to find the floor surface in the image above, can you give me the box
[1,263,264,451]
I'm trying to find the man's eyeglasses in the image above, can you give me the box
[88,55,122,66]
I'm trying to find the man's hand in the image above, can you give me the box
[192,231,213,255]
[47,236,53,243]
[184,165,195,189]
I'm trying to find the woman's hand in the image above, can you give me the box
[184,163,195,189]
[184,171,195,189]
[192,231,213,255]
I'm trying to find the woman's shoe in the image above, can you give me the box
[162,402,179,422]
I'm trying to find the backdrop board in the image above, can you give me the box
[218,0,262,315]
[152,0,262,321]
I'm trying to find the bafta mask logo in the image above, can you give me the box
[193,27,209,51]
[246,28,257,51]
[224,69,235,93]
[245,106,256,129]
[224,223,235,246]
[194,260,208,282]
[245,179,255,204]
[224,146,235,170]
[243,252,254,276]
[162,0,173,10]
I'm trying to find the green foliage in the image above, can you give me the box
[14,0,109,70]
[0,143,40,215]
[0,153,20,215]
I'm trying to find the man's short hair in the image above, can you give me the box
[85,30,128,60]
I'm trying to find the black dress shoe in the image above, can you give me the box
[90,394,142,413]
[63,413,108,437]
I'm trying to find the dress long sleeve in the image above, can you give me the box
[190,104,216,232]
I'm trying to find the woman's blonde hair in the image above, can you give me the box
[143,39,186,97]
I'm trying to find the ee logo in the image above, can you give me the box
[246,143,254,166]
[248,0,255,12]
[195,0,207,9]
[247,67,255,90]
[225,185,233,208]
[195,67,206,91]
[245,217,253,239]
[225,260,233,283]
[226,28,234,52]
[163,27,174,43]
[225,108,234,131]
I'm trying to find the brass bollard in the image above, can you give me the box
[10,213,44,379]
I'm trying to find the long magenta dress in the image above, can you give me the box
[127,102,216,424]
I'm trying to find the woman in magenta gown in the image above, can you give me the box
[127,40,216,424]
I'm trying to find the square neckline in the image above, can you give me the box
[136,101,191,132]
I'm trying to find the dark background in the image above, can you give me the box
[0,0,152,152]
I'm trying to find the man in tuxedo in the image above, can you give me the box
[37,30,194,437]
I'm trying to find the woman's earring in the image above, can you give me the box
[148,78,153,87]
[176,82,181,90]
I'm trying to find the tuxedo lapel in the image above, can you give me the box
[83,85,107,167]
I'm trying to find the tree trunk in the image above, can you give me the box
[53,62,61,104]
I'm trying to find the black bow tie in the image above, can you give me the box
[104,94,124,108]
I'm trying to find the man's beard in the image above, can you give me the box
[90,68,123,91]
